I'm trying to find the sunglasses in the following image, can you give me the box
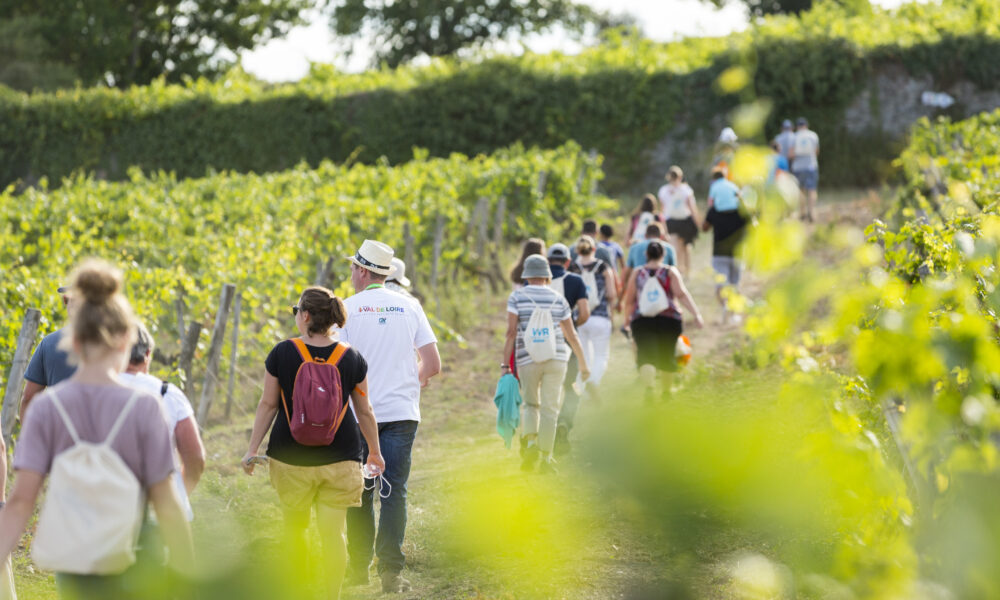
[291,305,300,317]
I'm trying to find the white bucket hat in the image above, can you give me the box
[346,240,395,276]
[387,257,412,288]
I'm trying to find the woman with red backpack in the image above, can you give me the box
[622,241,704,403]
[242,286,384,600]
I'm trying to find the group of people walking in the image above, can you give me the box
[0,123,815,597]
[0,239,441,600]
[500,140,808,469]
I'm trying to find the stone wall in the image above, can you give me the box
[637,64,1000,199]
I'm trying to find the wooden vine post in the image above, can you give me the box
[430,213,446,318]
[179,323,203,394]
[1,309,41,448]
[197,284,236,423]
[224,291,242,419]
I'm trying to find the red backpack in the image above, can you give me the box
[280,339,351,447]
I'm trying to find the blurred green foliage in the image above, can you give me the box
[0,16,78,92]
[731,108,1000,596]
[2,0,998,191]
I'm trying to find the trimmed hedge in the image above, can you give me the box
[1,0,999,192]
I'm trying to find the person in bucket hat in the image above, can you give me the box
[502,254,589,474]
[339,240,441,593]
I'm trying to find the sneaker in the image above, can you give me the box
[553,426,571,457]
[519,434,537,459]
[345,568,369,587]
[538,458,559,475]
[381,572,412,594]
[521,442,540,472]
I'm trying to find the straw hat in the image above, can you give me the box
[346,240,394,276]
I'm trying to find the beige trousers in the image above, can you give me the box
[519,359,569,454]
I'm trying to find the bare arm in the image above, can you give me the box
[417,342,441,387]
[622,269,639,321]
[20,381,45,421]
[174,417,205,494]
[0,470,43,562]
[0,441,6,502]
[149,477,195,576]
[350,378,385,474]
[574,298,590,328]
[560,319,590,381]
[502,311,519,366]
[242,372,280,474]
[669,267,704,328]
[602,268,618,305]
[686,194,702,229]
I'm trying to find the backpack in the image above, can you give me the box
[638,268,671,317]
[632,212,655,243]
[549,274,566,299]
[523,294,561,363]
[280,339,351,447]
[32,390,145,575]
[576,259,604,309]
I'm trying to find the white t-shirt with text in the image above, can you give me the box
[119,372,195,521]
[336,287,437,423]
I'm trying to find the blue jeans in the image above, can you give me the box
[347,420,418,576]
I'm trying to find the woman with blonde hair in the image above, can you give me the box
[243,286,384,600]
[0,259,194,599]
[555,235,617,453]
[658,166,701,277]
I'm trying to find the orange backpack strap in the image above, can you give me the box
[328,342,350,366]
[290,338,314,363]
[327,342,352,433]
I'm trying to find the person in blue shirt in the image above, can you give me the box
[620,223,676,314]
[21,286,77,421]
[768,141,789,184]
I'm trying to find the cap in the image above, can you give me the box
[547,243,570,261]
[782,119,792,129]
[796,117,808,127]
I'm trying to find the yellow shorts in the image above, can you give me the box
[269,459,364,511]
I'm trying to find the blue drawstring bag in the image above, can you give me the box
[493,374,522,449]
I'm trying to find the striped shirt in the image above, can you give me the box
[507,285,572,367]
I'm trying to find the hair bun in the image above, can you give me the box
[72,259,123,304]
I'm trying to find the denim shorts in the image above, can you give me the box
[793,168,819,191]
[711,256,742,287]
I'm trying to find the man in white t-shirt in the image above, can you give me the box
[339,240,441,594]
[120,322,205,522]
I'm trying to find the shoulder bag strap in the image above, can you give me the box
[48,390,81,445]
[104,391,141,447]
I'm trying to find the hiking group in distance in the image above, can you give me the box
[0,119,817,600]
